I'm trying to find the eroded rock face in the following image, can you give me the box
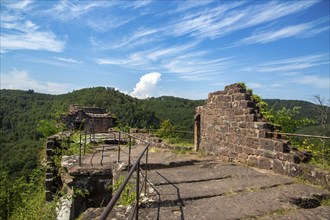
[194,83,329,187]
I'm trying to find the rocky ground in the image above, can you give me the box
[77,143,329,220]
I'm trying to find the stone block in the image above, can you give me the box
[247,155,259,166]
[47,141,56,150]
[233,93,251,101]
[259,139,275,151]
[246,137,259,149]
[274,141,291,153]
[234,108,244,115]
[238,122,248,128]
[273,159,285,174]
[245,114,257,122]
[274,142,285,152]
[258,157,273,170]
[46,190,53,202]
[246,128,259,138]
[237,136,247,146]
[276,152,297,163]
[242,146,255,155]
[262,150,277,159]
[234,145,243,153]
[46,173,53,179]
[229,151,238,159]
[238,153,248,159]
[243,108,256,115]
[223,95,232,102]
[233,88,247,93]
[46,153,53,162]
[240,101,256,109]
[45,178,53,189]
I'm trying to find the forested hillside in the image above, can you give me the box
[0,88,204,175]
[264,99,323,121]
[142,96,205,130]
[1,87,328,176]
[1,87,329,219]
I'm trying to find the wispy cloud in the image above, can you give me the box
[86,16,133,32]
[54,57,82,64]
[1,27,65,53]
[123,0,153,10]
[173,0,214,13]
[96,41,200,68]
[170,0,318,40]
[91,27,164,50]
[2,0,34,10]
[1,69,72,94]
[44,1,115,21]
[1,3,65,53]
[233,17,329,46]
[164,56,231,81]
[295,75,330,89]
[256,54,329,73]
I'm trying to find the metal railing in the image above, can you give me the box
[77,129,125,166]
[267,131,330,165]
[266,131,330,139]
[99,132,152,220]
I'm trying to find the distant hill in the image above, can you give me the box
[0,87,328,175]
[142,96,204,130]
[264,99,325,121]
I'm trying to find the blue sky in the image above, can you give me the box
[1,0,329,101]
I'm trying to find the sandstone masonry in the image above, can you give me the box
[195,83,329,187]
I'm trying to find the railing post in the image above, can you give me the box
[79,134,82,166]
[84,131,87,155]
[101,143,104,166]
[145,146,149,195]
[118,132,121,163]
[128,136,132,172]
[136,161,140,220]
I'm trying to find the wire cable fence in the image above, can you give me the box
[99,131,152,220]
[267,131,330,167]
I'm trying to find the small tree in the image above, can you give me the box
[312,95,330,165]
[36,120,63,138]
[265,106,315,133]
[157,119,175,139]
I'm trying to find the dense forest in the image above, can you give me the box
[1,87,328,175]
[0,87,205,176]
[0,87,329,219]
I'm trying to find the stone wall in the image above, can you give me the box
[195,83,329,187]
[63,106,113,133]
[45,137,63,201]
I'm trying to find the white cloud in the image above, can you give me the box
[233,17,329,46]
[257,54,329,73]
[1,69,72,94]
[1,31,65,53]
[164,56,231,81]
[3,0,34,10]
[45,1,115,21]
[239,54,330,74]
[1,19,65,53]
[173,0,214,13]
[246,82,265,89]
[170,0,318,40]
[54,57,82,64]
[295,75,330,89]
[122,0,153,9]
[130,72,161,99]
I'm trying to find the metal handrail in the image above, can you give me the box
[99,132,150,220]
[266,131,330,139]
